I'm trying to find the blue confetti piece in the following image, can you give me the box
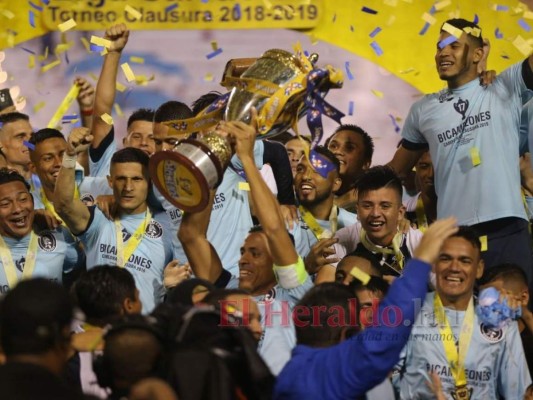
[494,28,503,39]
[23,141,35,151]
[429,5,436,14]
[303,50,310,57]
[65,51,69,64]
[519,19,531,32]
[21,47,35,54]
[344,61,354,80]
[72,119,82,128]
[361,6,377,14]
[370,41,383,56]
[42,0,50,4]
[369,27,382,38]
[206,48,223,60]
[388,114,401,133]
[233,4,241,19]
[419,22,431,36]
[473,14,479,24]
[90,44,104,52]
[29,1,43,11]
[62,114,78,122]
[165,3,178,12]
[29,10,36,28]
[201,0,208,3]
[438,35,457,49]
[0,122,3,129]
[348,101,354,116]
[496,5,509,11]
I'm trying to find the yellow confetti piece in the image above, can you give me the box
[263,0,272,9]
[121,63,135,82]
[400,67,416,74]
[134,74,155,85]
[238,182,250,191]
[448,9,461,19]
[442,22,463,38]
[47,85,80,128]
[58,19,77,32]
[100,113,113,125]
[463,27,481,37]
[479,235,488,252]
[28,55,35,69]
[371,89,384,98]
[308,33,318,45]
[470,147,481,166]
[125,5,142,20]
[90,35,112,49]
[80,37,91,53]
[422,12,437,25]
[402,0,413,3]
[350,267,371,285]
[55,42,73,54]
[114,103,123,117]
[33,101,46,113]
[383,0,398,6]
[1,10,15,19]
[434,0,451,10]
[525,11,533,20]
[89,73,98,81]
[41,60,61,73]
[204,73,213,82]
[129,56,145,64]
[513,35,533,57]
[100,48,108,56]
[210,41,218,51]
[116,82,126,92]
[38,47,49,62]
[386,15,396,26]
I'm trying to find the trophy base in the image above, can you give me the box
[149,139,224,213]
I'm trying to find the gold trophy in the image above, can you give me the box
[149,47,340,212]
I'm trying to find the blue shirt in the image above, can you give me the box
[402,61,531,225]
[393,292,531,399]
[78,207,173,313]
[274,258,432,399]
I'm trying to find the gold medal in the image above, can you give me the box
[451,385,472,400]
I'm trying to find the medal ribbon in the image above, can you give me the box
[415,196,428,233]
[0,232,38,288]
[359,228,405,270]
[299,204,338,239]
[40,186,80,227]
[114,209,152,268]
[434,294,475,389]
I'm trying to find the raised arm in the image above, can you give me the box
[54,127,92,235]
[91,24,129,149]
[74,77,95,175]
[387,144,425,180]
[177,191,224,283]
[219,111,298,267]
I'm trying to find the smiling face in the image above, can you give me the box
[357,187,405,246]
[435,236,484,309]
[435,31,483,88]
[294,157,341,207]
[30,137,67,192]
[327,130,369,180]
[0,180,34,238]
[238,232,276,296]
[0,119,32,167]
[123,120,155,156]
[108,162,149,215]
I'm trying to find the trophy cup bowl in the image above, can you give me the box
[149,49,312,213]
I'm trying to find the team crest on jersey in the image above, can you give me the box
[145,220,163,239]
[38,231,56,252]
[453,98,469,120]
[480,323,504,343]
[80,193,95,206]
[121,228,131,242]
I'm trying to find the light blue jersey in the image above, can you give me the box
[402,61,531,225]
[0,226,77,295]
[227,257,313,375]
[393,292,531,399]
[89,126,116,177]
[292,207,357,259]
[78,207,173,313]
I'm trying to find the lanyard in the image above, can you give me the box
[40,186,80,227]
[114,209,151,267]
[0,232,39,288]
[415,195,428,233]
[299,204,338,239]
[433,294,475,388]
[359,228,405,270]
